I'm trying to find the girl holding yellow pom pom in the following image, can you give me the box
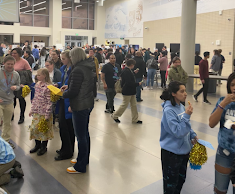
[160,81,198,194]
[29,68,53,156]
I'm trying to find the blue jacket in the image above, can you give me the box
[160,101,197,155]
[0,136,15,164]
[32,48,39,60]
[56,65,72,119]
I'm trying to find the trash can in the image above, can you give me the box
[208,72,217,93]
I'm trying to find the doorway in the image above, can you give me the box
[65,36,88,48]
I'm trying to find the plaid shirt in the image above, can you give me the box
[0,137,15,164]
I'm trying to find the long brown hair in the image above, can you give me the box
[37,68,52,84]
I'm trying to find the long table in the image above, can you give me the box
[188,74,228,80]
[188,74,227,93]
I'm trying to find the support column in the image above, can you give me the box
[49,0,62,46]
[180,0,197,92]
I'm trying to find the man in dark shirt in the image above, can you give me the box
[194,51,202,85]
[0,43,4,64]
[23,50,35,67]
[218,49,225,85]
[101,54,121,113]
[193,52,211,104]
[95,48,103,64]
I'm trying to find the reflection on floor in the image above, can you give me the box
[0,81,231,194]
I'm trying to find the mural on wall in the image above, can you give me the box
[105,2,129,39]
[105,0,235,38]
[105,0,143,39]
[128,0,143,38]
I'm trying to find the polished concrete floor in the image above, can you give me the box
[1,80,232,194]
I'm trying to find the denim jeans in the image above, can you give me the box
[72,108,92,173]
[147,69,156,87]
[214,145,235,193]
[135,78,143,101]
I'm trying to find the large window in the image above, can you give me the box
[19,0,49,27]
[62,0,95,30]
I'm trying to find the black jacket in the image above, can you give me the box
[24,55,34,67]
[95,53,103,64]
[53,68,62,83]
[114,53,124,67]
[121,67,139,96]
[63,58,95,111]
[133,56,147,79]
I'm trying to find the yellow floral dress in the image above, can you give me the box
[29,82,54,141]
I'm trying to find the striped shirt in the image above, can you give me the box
[0,137,15,164]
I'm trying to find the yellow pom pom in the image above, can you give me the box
[50,92,60,102]
[22,85,31,98]
[37,118,49,133]
[189,142,207,169]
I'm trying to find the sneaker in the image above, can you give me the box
[10,166,24,178]
[13,161,22,169]
[105,109,111,114]
[18,117,24,124]
[144,87,150,90]
[94,98,99,102]
[137,99,143,102]
[150,87,153,90]
[111,114,120,123]
[204,100,211,105]
[71,158,77,164]
[67,167,84,174]
[8,142,15,149]
[192,95,198,102]
[136,120,143,124]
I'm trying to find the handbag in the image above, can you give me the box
[115,79,122,93]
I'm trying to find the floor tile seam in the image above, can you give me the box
[89,124,117,135]
[194,183,214,194]
[97,92,215,128]
[107,132,161,160]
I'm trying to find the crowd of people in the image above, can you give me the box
[0,41,233,194]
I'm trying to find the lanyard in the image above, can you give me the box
[3,71,13,87]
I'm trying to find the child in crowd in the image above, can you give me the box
[0,56,21,149]
[160,81,198,194]
[29,68,53,156]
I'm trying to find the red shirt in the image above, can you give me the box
[199,59,209,80]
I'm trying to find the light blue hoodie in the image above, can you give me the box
[160,101,197,155]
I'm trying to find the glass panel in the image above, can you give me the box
[62,0,72,17]
[89,4,94,19]
[81,0,88,2]
[34,15,49,27]
[65,36,71,41]
[89,0,95,3]
[20,14,33,26]
[20,1,32,14]
[33,0,49,15]
[71,36,76,41]
[89,20,94,30]
[73,3,88,18]
[62,17,72,29]
[72,18,88,29]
